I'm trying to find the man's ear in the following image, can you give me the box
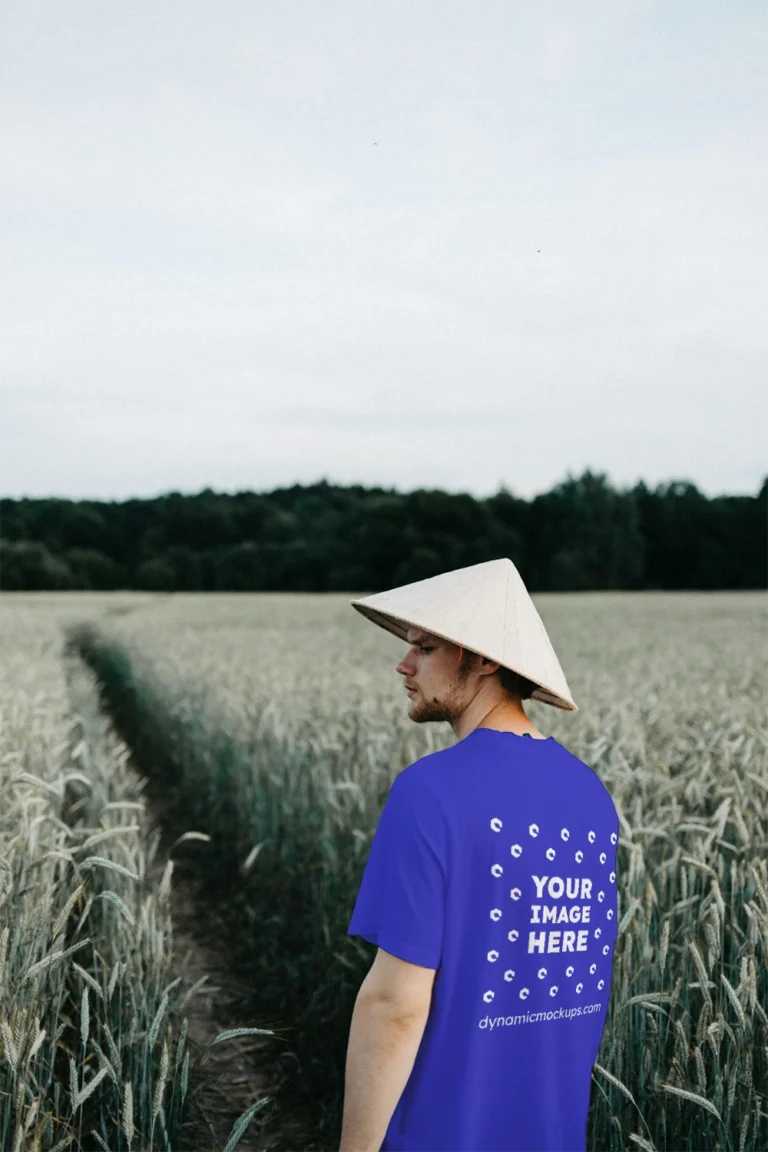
[477,657,501,677]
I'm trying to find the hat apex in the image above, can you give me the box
[350,558,577,712]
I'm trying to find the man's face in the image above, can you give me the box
[395,627,473,724]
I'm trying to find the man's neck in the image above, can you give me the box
[452,694,541,741]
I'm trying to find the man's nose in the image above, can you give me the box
[396,655,414,676]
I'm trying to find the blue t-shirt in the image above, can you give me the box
[347,727,620,1152]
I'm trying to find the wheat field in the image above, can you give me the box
[0,595,204,1151]
[2,590,767,1151]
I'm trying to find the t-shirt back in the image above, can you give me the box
[347,727,620,1152]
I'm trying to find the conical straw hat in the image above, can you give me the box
[350,558,577,712]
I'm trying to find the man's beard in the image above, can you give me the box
[409,684,467,724]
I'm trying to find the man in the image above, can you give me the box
[341,558,619,1152]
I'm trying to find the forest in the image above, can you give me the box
[1,469,766,592]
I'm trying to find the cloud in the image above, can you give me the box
[1,1,766,500]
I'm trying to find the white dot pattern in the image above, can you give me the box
[482,814,618,1009]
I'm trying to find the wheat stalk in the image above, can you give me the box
[123,1079,134,1148]
[152,1038,170,1121]
[659,1082,722,1121]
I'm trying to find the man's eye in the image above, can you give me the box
[419,646,433,653]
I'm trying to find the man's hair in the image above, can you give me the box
[458,648,538,700]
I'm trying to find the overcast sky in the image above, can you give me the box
[2,1,766,503]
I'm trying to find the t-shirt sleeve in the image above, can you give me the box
[347,771,447,970]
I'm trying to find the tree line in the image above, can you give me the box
[1,470,766,592]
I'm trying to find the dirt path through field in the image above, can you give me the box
[146,844,288,1152]
[66,616,323,1151]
